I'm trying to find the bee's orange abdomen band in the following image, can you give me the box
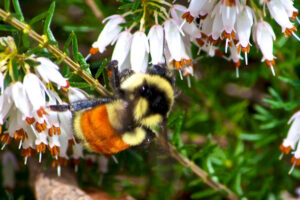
[80,105,130,154]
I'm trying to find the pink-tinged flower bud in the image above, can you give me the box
[148,25,164,65]
[130,31,149,73]
[111,31,132,72]
[253,21,276,75]
[267,0,298,38]
[92,15,125,54]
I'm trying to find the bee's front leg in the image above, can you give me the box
[49,97,115,112]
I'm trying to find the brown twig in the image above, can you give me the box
[158,135,238,200]
[0,8,110,96]
[0,8,238,200]
[85,0,103,20]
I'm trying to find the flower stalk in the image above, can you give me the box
[0,8,110,96]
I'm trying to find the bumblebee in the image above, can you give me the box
[50,61,174,155]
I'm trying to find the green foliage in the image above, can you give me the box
[0,0,300,200]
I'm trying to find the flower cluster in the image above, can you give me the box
[0,36,87,176]
[88,0,299,79]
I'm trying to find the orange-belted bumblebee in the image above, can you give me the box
[50,61,174,155]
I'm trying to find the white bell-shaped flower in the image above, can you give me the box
[0,85,13,124]
[199,0,217,18]
[280,113,300,155]
[35,57,69,89]
[267,0,297,38]
[23,73,49,122]
[130,31,149,73]
[11,82,33,119]
[236,6,254,65]
[111,30,133,72]
[182,0,208,22]
[254,21,276,75]
[279,0,298,21]
[148,25,165,65]
[170,5,201,40]
[68,87,88,103]
[164,19,190,68]
[92,15,125,53]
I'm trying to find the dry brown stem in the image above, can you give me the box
[85,0,103,20]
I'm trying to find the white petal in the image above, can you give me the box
[130,31,149,73]
[283,116,300,149]
[11,82,32,118]
[93,15,125,53]
[68,87,88,102]
[212,12,224,40]
[236,6,253,47]
[23,73,46,112]
[35,58,68,89]
[0,85,13,124]
[267,0,294,31]
[221,5,237,34]
[112,31,133,70]
[148,25,165,65]
[164,19,189,62]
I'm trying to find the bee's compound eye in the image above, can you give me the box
[140,85,151,97]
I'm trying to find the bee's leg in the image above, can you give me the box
[107,60,121,91]
[49,97,115,112]
[135,127,156,149]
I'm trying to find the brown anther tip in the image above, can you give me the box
[199,14,207,20]
[215,49,223,57]
[25,117,35,125]
[234,60,241,68]
[0,125,2,134]
[89,47,99,55]
[48,146,60,156]
[265,59,275,67]
[280,143,291,154]
[68,139,75,147]
[182,12,194,23]
[52,157,68,167]
[196,38,204,47]
[73,158,80,165]
[21,148,36,157]
[36,143,46,153]
[14,129,27,140]
[1,133,12,144]
[291,156,300,166]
